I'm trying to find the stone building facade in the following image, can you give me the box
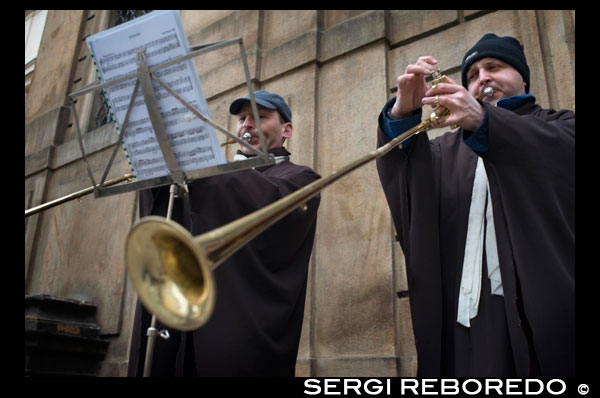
[25,10,575,377]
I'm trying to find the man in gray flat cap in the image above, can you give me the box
[229,90,293,157]
[376,33,574,377]
[128,91,321,376]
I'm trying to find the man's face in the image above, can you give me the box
[235,102,292,155]
[466,57,527,104]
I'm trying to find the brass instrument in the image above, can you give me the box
[25,173,134,217]
[126,72,495,331]
[26,137,252,216]
[221,132,253,147]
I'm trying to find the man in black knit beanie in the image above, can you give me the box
[375,33,574,377]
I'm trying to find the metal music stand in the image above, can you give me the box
[67,37,274,376]
[67,37,276,199]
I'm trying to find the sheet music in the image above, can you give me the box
[86,10,226,181]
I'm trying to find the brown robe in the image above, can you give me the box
[127,147,320,376]
[376,101,575,377]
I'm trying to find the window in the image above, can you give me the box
[25,10,48,100]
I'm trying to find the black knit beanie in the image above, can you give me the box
[461,33,530,93]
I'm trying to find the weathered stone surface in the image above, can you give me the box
[319,11,386,62]
[186,10,261,99]
[25,10,575,377]
[26,11,85,122]
[314,42,394,359]
[388,10,458,46]
[26,148,135,335]
[313,356,398,377]
[261,30,318,81]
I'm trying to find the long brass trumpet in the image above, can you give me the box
[25,137,248,217]
[25,173,134,217]
[126,76,494,331]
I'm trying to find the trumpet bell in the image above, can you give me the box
[125,216,216,331]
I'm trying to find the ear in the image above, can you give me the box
[282,122,293,139]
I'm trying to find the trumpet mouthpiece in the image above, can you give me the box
[482,87,494,97]
[242,132,252,142]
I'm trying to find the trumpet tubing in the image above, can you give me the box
[221,132,253,147]
[25,173,134,217]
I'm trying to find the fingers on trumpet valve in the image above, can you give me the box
[429,108,447,125]
[440,87,494,129]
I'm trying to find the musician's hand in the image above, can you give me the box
[421,76,485,131]
[390,56,439,120]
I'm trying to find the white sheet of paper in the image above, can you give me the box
[86,10,225,181]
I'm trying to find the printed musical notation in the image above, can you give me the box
[86,10,225,182]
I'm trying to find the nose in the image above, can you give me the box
[241,114,255,130]
[477,69,492,88]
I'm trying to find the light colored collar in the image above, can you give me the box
[233,153,289,164]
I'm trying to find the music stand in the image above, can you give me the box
[68,37,276,198]
[67,37,274,376]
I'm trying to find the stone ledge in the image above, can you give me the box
[319,10,386,63]
[25,122,119,177]
[296,355,417,377]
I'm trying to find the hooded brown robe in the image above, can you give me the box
[127,147,320,376]
[376,98,575,377]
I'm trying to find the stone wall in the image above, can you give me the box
[24,10,575,377]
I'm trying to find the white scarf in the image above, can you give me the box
[233,153,250,162]
[457,157,504,327]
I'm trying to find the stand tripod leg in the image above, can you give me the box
[142,315,159,377]
[142,183,180,377]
